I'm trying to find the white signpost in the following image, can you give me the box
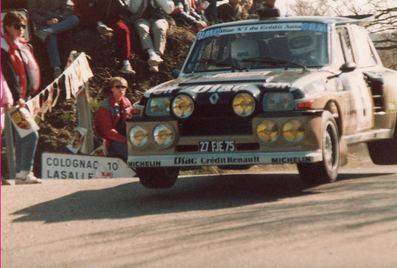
[42,152,135,179]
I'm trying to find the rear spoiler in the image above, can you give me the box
[340,14,375,25]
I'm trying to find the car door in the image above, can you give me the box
[336,25,374,134]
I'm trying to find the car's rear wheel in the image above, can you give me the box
[137,167,179,189]
[367,120,397,165]
[297,112,340,184]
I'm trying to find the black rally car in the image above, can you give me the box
[127,14,397,188]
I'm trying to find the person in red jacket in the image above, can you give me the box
[94,77,133,161]
[1,11,41,184]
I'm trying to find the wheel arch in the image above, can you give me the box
[324,99,343,136]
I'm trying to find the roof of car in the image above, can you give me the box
[205,15,374,30]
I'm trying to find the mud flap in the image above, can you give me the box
[339,136,348,167]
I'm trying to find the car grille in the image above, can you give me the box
[179,117,253,136]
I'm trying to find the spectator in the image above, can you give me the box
[94,77,133,161]
[73,0,136,74]
[242,0,253,14]
[195,0,209,21]
[28,0,79,79]
[171,0,207,31]
[128,0,174,73]
[217,0,248,23]
[1,11,41,184]
[250,0,280,17]
[204,0,218,24]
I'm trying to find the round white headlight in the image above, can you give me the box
[129,126,149,148]
[154,124,175,148]
[283,119,306,142]
[256,120,279,143]
[172,94,194,119]
[233,93,255,117]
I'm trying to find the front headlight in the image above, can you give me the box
[263,92,295,111]
[283,119,306,142]
[172,94,194,119]
[256,120,279,143]
[129,126,149,148]
[153,124,175,148]
[233,93,256,117]
[146,97,170,116]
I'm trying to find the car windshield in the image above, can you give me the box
[183,22,329,73]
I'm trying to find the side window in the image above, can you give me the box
[350,25,378,67]
[337,27,354,63]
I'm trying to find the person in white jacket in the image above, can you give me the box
[129,0,174,72]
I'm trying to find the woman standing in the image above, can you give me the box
[1,11,42,184]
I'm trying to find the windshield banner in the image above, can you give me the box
[196,23,327,41]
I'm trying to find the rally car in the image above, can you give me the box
[127,13,397,188]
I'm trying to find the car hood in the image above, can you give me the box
[142,69,330,102]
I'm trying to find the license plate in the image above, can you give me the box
[199,141,235,152]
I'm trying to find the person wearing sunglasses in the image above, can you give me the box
[1,11,42,184]
[94,77,133,161]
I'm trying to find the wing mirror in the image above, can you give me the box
[327,62,357,80]
[172,69,181,79]
[339,62,357,73]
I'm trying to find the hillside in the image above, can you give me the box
[1,25,197,179]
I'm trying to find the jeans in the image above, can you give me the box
[135,18,169,55]
[13,128,39,173]
[107,141,128,162]
[38,15,79,68]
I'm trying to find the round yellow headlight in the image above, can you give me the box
[283,119,306,142]
[256,120,279,143]
[233,93,255,117]
[172,94,194,119]
[129,126,149,148]
[154,124,175,148]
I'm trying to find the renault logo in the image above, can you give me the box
[209,93,219,104]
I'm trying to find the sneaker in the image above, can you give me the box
[53,67,62,79]
[149,65,159,73]
[15,171,42,185]
[1,179,11,186]
[16,171,28,179]
[120,62,136,75]
[148,54,163,66]
[97,24,113,35]
[36,29,50,43]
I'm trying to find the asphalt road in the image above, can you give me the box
[2,166,397,268]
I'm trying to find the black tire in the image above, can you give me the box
[137,167,179,189]
[367,122,397,165]
[297,111,340,184]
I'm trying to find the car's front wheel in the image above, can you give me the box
[297,111,340,184]
[137,167,179,189]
